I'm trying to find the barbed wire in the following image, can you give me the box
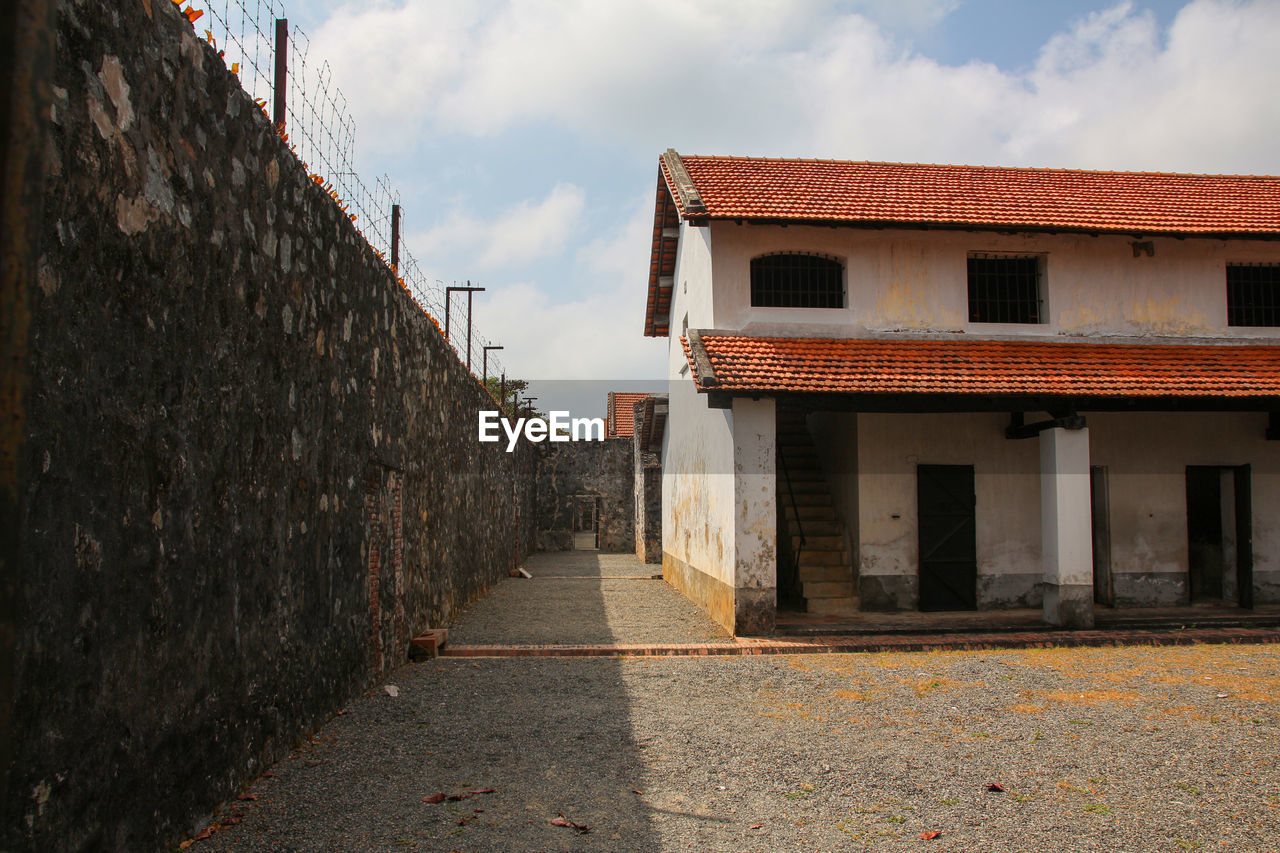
[198,0,507,387]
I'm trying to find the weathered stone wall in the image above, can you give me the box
[5,1,535,850]
[537,439,635,552]
[633,399,663,563]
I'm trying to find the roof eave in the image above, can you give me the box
[695,216,1280,241]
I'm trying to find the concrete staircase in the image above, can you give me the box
[776,412,859,617]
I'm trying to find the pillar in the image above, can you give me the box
[1040,426,1094,627]
[732,397,776,635]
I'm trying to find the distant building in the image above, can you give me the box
[607,391,651,437]
[646,149,1280,635]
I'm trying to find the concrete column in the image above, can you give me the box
[732,397,776,635]
[1040,426,1094,627]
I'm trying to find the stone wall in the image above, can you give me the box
[5,1,535,850]
[536,439,635,553]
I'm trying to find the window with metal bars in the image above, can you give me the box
[1227,263,1280,327]
[967,253,1044,324]
[750,253,844,308]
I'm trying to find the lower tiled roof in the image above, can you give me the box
[682,334,1280,398]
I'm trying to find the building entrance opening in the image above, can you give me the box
[1186,465,1253,607]
[917,464,977,611]
[573,496,600,551]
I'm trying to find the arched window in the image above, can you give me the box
[750,253,844,308]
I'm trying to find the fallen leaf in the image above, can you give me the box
[222,816,242,826]
[920,830,942,840]
[985,783,1005,793]
[422,793,446,804]
[550,813,590,833]
[632,789,642,795]
[261,772,275,778]
[749,823,764,830]
[237,793,257,801]
[447,794,470,802]
[195,827,213,840]
[468,788,495,795]
[384,685,400,698]
[456,818,468,826]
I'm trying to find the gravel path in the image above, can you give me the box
[190,553,1280,852]
[445,552,733,647]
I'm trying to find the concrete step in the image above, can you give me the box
[798,564,852,583]
[794,534,845,550]
[783,479,830,493]
[806,596,861,617]
[803,581,855,599]
[786,520,841,536]
[780,465,824,480]
[795,548,848,567]
[786,505,836,522]
[778,454,820,469]
[783,491,832,507]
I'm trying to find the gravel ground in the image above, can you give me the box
[192,648,1280,852]
[189,553,1280,852]
[445,552,733,647]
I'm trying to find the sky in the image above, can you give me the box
[266,0,1280,417]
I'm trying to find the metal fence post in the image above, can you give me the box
[391,204,400,271]
[273,19,288,129]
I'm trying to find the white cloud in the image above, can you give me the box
[470,195,665,380]
[314,0,1280,173]
[478,279,668,381]
[414,183,586,271]
[309,0,1280,384]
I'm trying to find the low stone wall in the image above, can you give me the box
[536,439,635,552]
[5,2,534,850]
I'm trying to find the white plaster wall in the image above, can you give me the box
[1087,412,1280,585]
[732,398,776,589]
[856,413,1044,591]
[852,411,1279,606]
[670,221,715,335]
[706,223,1280,340]
[661,221,736,586]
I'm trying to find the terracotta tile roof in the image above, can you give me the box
[662,154,1280,236]
[682,334,1280,399]
[607,392,651,437]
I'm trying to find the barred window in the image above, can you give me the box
[968,253,1044,324]
[750,253,844,308]
[1227,263,1280,327]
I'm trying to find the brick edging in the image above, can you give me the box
[437,626,1280,658]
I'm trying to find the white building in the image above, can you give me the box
[646,150,1280,636]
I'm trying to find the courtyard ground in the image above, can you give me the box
[190,553,1280,852]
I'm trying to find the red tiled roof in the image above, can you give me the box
[682,335,1280,398]
[608,392,651,437]
[663,155,1280,236]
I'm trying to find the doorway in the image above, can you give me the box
[573,496,599,551]
[1185,465,1253,607]
[917,465,977,611]
[1091,466,1113,606]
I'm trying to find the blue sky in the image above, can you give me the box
[241,0,1280,416]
